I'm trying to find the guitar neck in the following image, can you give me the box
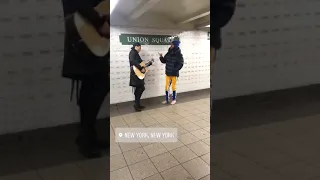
[145,60,153,67]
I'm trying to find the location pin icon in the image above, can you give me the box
[119,133,123,137]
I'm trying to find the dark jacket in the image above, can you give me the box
[61,0,109,80]
[129,48,144,87]
[160,47,184,77]
[211,0,236,49]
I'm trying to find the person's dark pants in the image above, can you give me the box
[134,85,145,106]
[78,76,108,149]
[211,48,217,124]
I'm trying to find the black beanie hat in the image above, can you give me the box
[132,42,141,47]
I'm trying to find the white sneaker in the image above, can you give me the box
[171,100,176,105]
[162,100,169,104]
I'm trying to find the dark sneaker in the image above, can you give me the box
[95,140,109,149]
[134,104,142,112]
[79,146,102,158]
[76,137,102,158]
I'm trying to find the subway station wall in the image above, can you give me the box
[1,0,319,134]
[110,27,210,104]
[0,0,109,135]
[212,0,320,99]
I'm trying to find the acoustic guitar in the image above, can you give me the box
[66,1,109,57]
[133,59,154,80]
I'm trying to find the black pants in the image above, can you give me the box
[134,85,145,106]
[210,48,216,118]
[78,77,108,147]
[211,49,217,131]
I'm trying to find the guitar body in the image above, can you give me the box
[73,1,109,57]
[133,60,154,80]
[133,62,148,80]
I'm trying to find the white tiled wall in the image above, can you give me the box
[212,0,320,99]
[110,27,210,104]
[0,0,109,135]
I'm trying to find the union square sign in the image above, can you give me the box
[119,34,179,45]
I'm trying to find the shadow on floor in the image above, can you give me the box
[212,84,320,134]
[0,118,109,177]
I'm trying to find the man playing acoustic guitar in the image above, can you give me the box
[129,42,147,111]
[159,40,184,105]
[211,0,236,118]
[61,0,109,158]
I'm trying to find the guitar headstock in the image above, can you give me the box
[95,1,110,16]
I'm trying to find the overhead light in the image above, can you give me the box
[110,0,119,15]
[205,25,210,27]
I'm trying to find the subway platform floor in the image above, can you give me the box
[212,84,320,180]
[0,89,210,180]
[1,85,320,179]
[109,90,210,180]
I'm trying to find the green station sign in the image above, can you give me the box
[119,34,179,45]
